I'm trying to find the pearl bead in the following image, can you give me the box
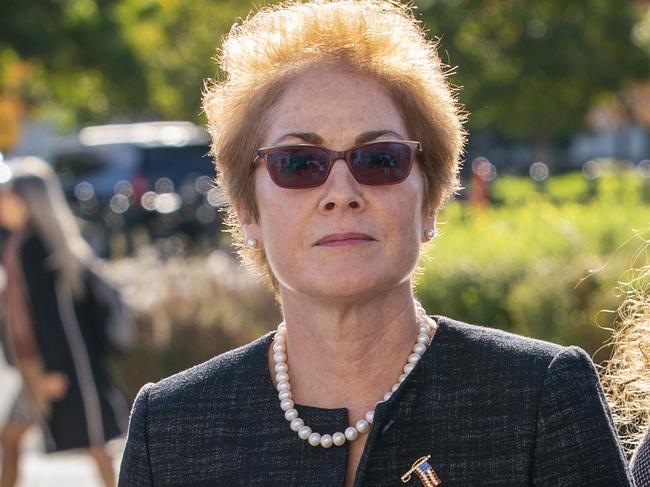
[290,418,304,432]
[398,373,407,383]
[413,343,427,355]
[408,353,421,364]
[298,426,312,440]
[277,381,290,392]
[332,432,346,446]
[278,322,287,331]
[403,363,415,374]
[275,372,289,383]
[383,391,392,401]
[417,333,429,344]
[284,408,298,421]
[391,383,400,393]
[278,390,292,401]
[280,399,294,411]
[308,432,321,446]
[320,434,333,448]
[273,352,287,363]
[345,427,359,441]
[356,419,370,434]
[273,342,286,353]
[419,325,429,335]
[365,411,374,424]
[274,363,288,373]
[275,333,286,344]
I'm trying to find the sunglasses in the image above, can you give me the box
[254,140,422,189]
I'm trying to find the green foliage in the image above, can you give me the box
[416,0,650,140]
[492,163,644,206]
[113,0,252,121]
[0,0,150,126]
[416,169,649,361]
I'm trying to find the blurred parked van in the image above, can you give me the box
[50,122,220,255]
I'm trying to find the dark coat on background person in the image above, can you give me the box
[118,317,633,487]
[0,233,128,451]
[0,227,8,251]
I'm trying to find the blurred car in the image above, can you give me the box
[49,121,222,252]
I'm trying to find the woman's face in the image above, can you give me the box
[245,66,435,301]
[0,190,28,231]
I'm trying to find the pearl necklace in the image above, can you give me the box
[272,311,437,448]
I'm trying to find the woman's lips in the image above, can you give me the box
[315,233,375,247]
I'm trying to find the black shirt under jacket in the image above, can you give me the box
[118,316,632,486]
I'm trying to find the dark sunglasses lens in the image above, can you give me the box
[266,147,330,188]
[350,142,413,185]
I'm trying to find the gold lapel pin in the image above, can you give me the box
[401,455,442,486]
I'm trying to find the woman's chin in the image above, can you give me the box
[280,269,411,302]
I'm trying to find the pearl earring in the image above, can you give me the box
[246,238,258,249]
[425,229,436,240]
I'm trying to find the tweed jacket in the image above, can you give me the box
[118,316,632,486]
[631,428,650,486]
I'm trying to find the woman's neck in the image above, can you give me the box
[271,284,420,417]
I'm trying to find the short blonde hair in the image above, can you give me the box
[203,0,465,287]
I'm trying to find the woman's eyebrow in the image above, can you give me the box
[354,130,405,144]
[271,132,323,145]
[271,129,404,146]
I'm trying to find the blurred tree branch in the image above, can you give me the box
[415,0,650,147]
[0,0,151,128]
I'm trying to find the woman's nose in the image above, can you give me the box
[318,159,366,213]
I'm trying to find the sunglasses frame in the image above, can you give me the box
[253,139,422,189]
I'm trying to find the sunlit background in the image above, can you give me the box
[0,0,649,482]
[1,0,649,387]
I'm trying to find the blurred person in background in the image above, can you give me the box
[119,1,632,485]
[0,157,128,487]
[602,246,650,487]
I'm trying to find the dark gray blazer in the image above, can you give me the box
[632,428,650,486]
[118,317,632,486]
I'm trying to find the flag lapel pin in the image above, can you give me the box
[400,455,442,486]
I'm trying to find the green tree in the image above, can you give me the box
[0,0,150,127]
[0,0,255,126]
[415,0,650,155]
[1,0,649,138]
[113,0,251,122]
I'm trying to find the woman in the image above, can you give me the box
[119,1,632,485]
[601,247,650,486]
[0,157,128,487]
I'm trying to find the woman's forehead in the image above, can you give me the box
[263,68,408,147]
